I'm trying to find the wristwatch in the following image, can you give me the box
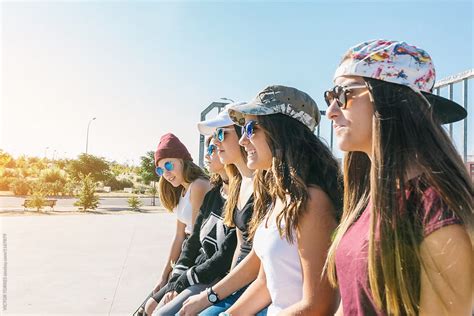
[206,287,220,304]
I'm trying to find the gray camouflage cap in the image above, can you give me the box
[228,85,320,132]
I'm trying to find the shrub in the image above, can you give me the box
[40,168,67,184]
[30,189,46,212]
[0,176,15,191]
[128,195,143,211]
[104,177,134,191]
[9,178,31,196]
[74,175,99,211]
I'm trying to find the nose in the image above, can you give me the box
[238,131,248,146]
[326,99,341,121]
[163,169,173,178]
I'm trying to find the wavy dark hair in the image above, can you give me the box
[248,113,343,243]
[325,78,473,315]
[158,159,208,211]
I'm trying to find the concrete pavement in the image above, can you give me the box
[1,212,176,315]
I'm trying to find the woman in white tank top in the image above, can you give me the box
[222,85,343,315]
[143,133,211,314]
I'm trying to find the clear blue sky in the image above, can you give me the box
[1,1,473,164]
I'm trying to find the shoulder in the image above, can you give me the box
[299,187,337,232]
[408,184,463,236]
[306,187,336,218]
[202,185,223,205]
[190,178,211,201]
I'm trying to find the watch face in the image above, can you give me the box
[209,294,218,303]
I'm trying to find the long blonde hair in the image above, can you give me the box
[158,160,208,211]
[222,125,248,227]
[325,79,473,315]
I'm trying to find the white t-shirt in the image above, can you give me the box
[253,217,303,315]
[174,182,194,235]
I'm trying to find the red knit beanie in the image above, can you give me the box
[154,133,193,165]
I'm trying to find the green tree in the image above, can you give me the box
[138,151,160,206]
[128,195,143,211]
[30,189,46,212]
[74,175,100,211]
[67,154,111,182]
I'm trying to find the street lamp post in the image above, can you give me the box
[85,117,96,154]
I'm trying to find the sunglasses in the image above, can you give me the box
[213,128,234,142]
[241,120,259,139]
[155,161,174,176]
[207,144,217,156]
[324,84,367,109]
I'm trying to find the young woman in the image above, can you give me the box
[137,133,211,315]
[324,40,473,315]
[142,136,238,315]
[178,104,260,316]
[220,85,343,315]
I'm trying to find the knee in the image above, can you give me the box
[145,297,158,315]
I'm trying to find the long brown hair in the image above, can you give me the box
[325,78,473,315]
[222,125,248,227]
[248,113,343,242]
[158,159,208,211]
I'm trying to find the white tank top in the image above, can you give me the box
[174,182,194,235]
[253,218,303,315]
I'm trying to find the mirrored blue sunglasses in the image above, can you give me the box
[155,161,174,176]
[213,128,226,142]
[207,144,217,156]
[241,120,259,139]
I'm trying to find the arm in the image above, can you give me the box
[168,206,208,282]
[226,261,272,314]
[158,220,188,287]
[230,229,243,269]
[178,249,261,316]
[189,179,211,228]
[419,224,472,316]
[279,187,339,315]
[171,228,237,293]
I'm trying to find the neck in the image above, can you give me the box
[217,169,229,183]
[234,158,254,179]
[181,182,190,190]
[222,183,229,195]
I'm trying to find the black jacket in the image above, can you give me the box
[168,185,237,293]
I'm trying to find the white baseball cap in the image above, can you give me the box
[197,102,247,135]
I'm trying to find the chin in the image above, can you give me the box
[169,180,182,188]
[336,138,353,152]
[247,160,267,170]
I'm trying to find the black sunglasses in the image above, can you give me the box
[324,84,367,109]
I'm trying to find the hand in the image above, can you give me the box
[162,291,178,305]
[152,276,168,294]
[178,291,212,316]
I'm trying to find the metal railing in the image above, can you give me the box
[434,69,473,162]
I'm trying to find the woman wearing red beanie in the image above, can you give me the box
[146,133,211,313]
